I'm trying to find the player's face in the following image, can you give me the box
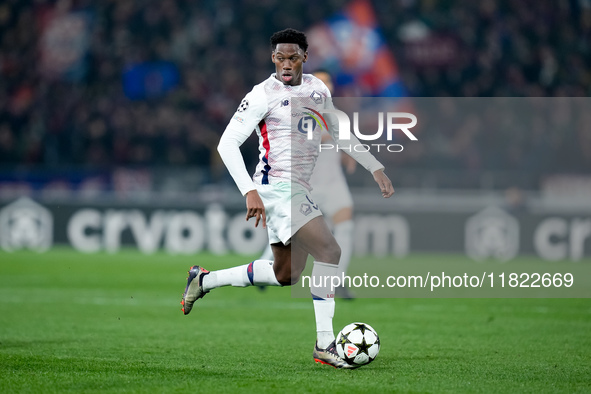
[272,43,308,86]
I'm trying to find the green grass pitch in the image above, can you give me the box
[1,249,590,393]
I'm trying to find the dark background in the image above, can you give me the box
[0,0,589,197]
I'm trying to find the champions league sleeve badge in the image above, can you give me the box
[237,99,249,112]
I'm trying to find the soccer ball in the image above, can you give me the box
[335,322,380,366]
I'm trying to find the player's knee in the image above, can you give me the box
[316,240,341,264]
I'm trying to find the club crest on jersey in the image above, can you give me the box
[310,90,323,104]
[237,99,249,112]
[280,99,289,107]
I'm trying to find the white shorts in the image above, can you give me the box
[257,182,323,245]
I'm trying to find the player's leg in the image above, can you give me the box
[292,216,340,347]
[293,219,340,340]
[269,242,307,285]
[292,216,354,368]
[255,242,275,291]
[181,256,283,315]
[189,236,305,295]
[181,184,289,315]
[311,168,355,299]
[181,232,284,316]
[332,206,355,299]
[186,234,308,298]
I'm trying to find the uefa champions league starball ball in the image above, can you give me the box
[335,322,380,367]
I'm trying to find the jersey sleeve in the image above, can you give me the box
[323,95,385,174]
[217,87,268,196]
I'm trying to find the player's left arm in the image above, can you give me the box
[371,169,394,198]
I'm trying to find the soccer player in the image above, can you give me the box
[258,70,358,299]
[181,28,393,369]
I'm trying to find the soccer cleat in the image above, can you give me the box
[181,265,210,315]
[313,340,357,369]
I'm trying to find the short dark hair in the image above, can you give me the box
[270,28,308,52]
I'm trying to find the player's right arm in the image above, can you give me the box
[217,88,268,227]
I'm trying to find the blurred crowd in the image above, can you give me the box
[0,0,590,184]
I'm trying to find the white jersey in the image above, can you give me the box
[217,73,384,196]
[251,74,330,189]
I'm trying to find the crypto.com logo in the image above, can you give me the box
[302,107,417,153]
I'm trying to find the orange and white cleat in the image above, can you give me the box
[313,340,357,369]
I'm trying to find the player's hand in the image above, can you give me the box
[372,169,394,198]
[245,190,266,228]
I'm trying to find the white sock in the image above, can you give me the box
[202,265,249,290]
[334,220,354,279]
[202,260,280,291]
[250,260,281,286]
[311,261,337,348]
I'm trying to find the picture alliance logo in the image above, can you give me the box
[301,108,418,153]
